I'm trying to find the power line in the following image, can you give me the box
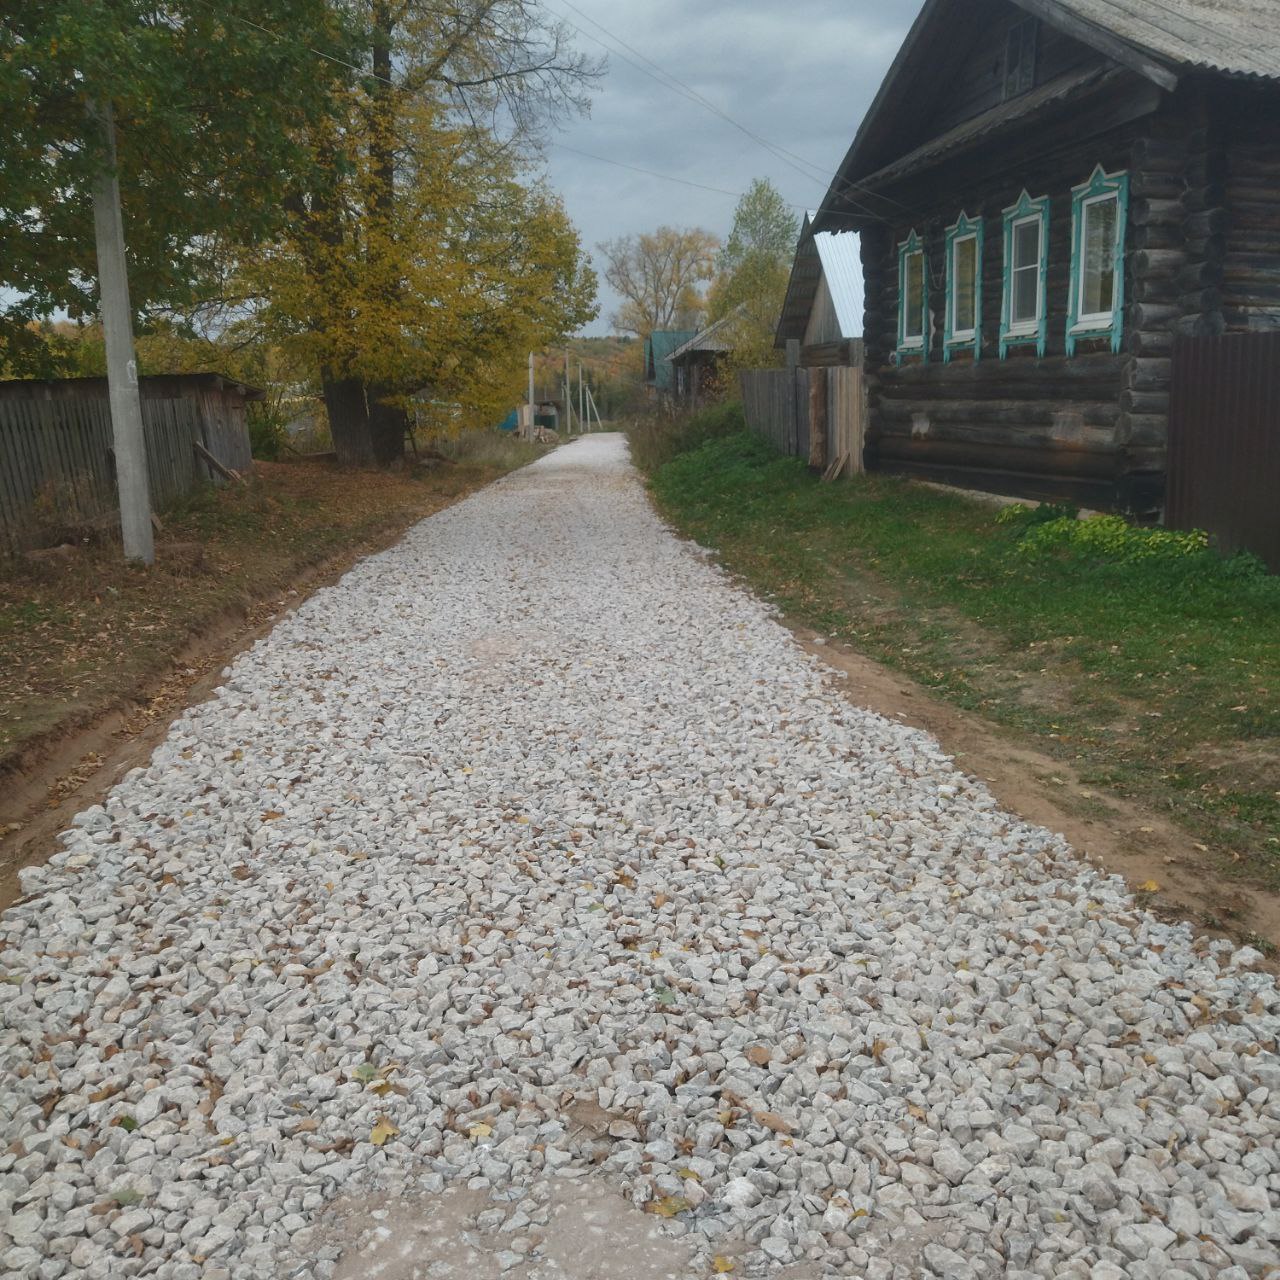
[549,142,810,209]
[546,0,913,225]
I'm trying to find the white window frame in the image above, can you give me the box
[1072,190,1122,331]
[1006,213,1045,336]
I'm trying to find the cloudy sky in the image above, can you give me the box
[538,0,924,336]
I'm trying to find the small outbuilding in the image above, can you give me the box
[667,309,746,408]
[0,372,260,550]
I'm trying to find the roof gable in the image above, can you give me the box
[814,0,1280,231]
[776,214,863,345]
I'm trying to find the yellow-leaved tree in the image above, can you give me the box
[247,0,601,465]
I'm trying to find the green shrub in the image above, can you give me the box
[627,402,747,474]
[1016,513,1209,564]
[247,405,286,461]
[995,501,1080,528]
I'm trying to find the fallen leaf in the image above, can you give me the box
[370,1118,399,1147]
[352,1064,377,1084]
[712,1258,735,1274]
[1137,880,1161,893]
[648,1195,689,1218]
[871,1038,889,1063]
[261,810,284,821]
[677,1167,701,1181]
[753,1111,794,1135]
[907,1104,926,1120]
[469,1123,493,1139]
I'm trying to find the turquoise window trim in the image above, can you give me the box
[999,190,1050,359]
[1066,165,1129,356]
[944,213,984,364]
[895,230,929,365]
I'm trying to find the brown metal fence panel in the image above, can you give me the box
[1167,332,1280,571]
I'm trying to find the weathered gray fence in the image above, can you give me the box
[739,365,865,476]
[0,375,256,552]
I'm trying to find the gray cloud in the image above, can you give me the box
[540,0,923,334]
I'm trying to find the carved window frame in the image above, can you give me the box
[944,212,984,363]
[896,229,929,364]
[1067,165,1129,356]
[1000,190,1050,359]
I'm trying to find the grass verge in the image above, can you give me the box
[642,420,1280,894]
[0,433,546,768]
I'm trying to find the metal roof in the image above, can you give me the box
[813,225,863,338]
[1047,0,1280,81]
[644,330,696,390]
[776,214,863,343]
[666,308,744,362]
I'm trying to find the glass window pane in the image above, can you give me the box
[1010,217,1041,325]
[1082,197,1118,317]
[1013,219,1039,270]
[904,252,923,339]
[1013,265,1038,323]
[953,237,976,333]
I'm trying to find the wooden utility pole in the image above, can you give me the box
[526,351,535,440]
[563,349,572,434]
[92,101,154,565]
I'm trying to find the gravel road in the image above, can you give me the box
[2,434,1278,1280]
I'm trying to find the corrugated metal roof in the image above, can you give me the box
[645,330,696,390]
[776,214,863,343]
[666,308,744,361]
[812,227,863,338]
[1049,0,1280,81]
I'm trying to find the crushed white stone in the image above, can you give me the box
[1,435,1278,1280]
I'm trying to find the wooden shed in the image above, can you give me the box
[667,309,746,408]
[0,373,260,550]
[776,214,864,368]
[813,0,1280,511]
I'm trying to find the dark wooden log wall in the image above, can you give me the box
[860,72,1280,511]
[861,82,1149,507]
[1223,84,1280,334]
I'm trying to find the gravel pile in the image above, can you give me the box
[2,434,1278,1280]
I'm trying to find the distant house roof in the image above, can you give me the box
[776,214,863,345]
[814,0,1280,233]
[644,330,696,391]
[666,307,747,363]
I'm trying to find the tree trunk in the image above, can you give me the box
[323,375,375,467]
[366,383,409,466]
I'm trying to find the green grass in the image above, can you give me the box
[644,423,1280,890]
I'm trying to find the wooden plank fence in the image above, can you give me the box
[739,365,866,477]
[0,380,252,553]
[1167,331,1280,572]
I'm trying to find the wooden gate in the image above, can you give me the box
[739,365,865,475]
[1167,332,1280,571]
